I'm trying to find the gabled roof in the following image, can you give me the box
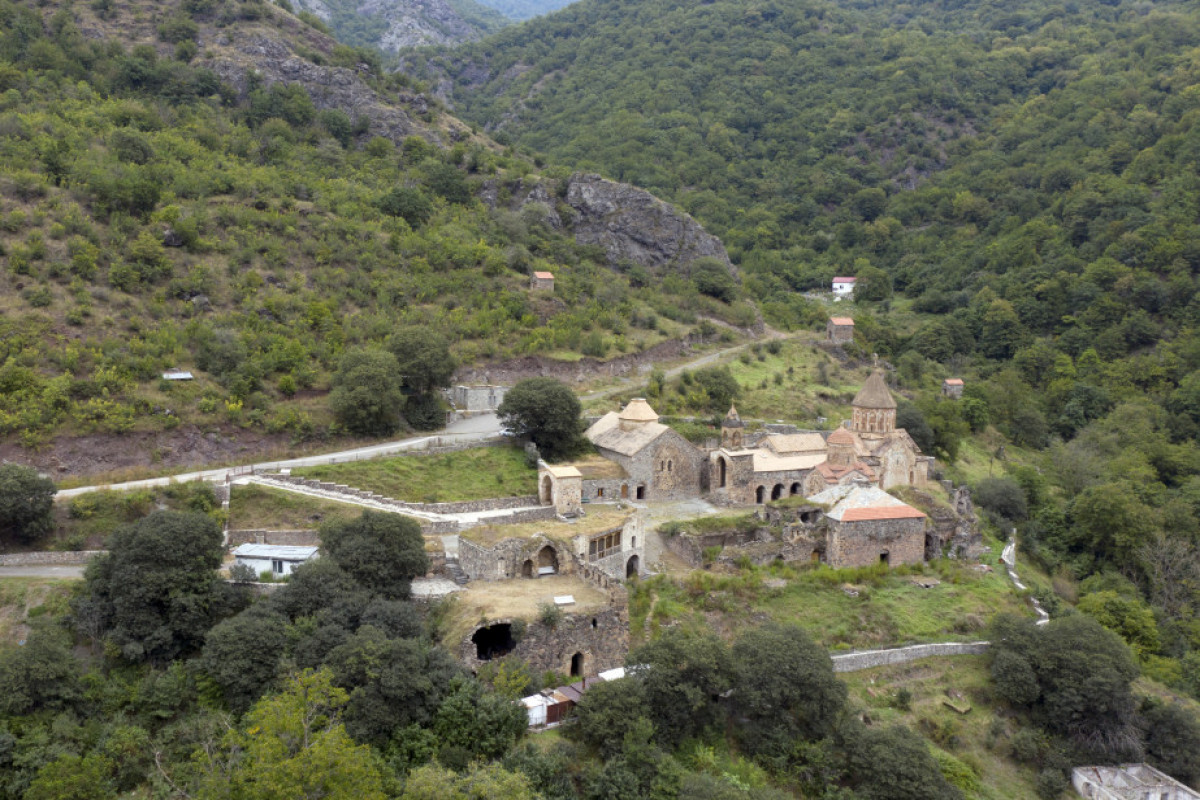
[944,378,964,385]
[752,451,827,474]
[808,485,925,522]
[853,370,897,410]
[828,317,855,326]
[722,405,744,428]
[544,465,582,478]
[232,544,319,560]
[763,433,827,455]
[586,412,671,456]
[832,276,857,283]
[533,270,554,279]
[814,461,876,484]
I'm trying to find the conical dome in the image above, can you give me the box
[827,427,855,445]
[722,405,744,428]
[618,398,659,423]
[852,370,897,410]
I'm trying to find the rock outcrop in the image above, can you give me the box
[564,173,733,272]
[294,0,498,52]
[921,485,984,560]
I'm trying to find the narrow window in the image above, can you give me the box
[271,559,284,574]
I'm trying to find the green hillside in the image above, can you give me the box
[0,0,738,460]
[416,0,1200,715]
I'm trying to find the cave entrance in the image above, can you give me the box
[472,624,516,661]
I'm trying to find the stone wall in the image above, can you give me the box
[830,641,990,673]
[448,385,508,413]
[582,478,640,503]
[827,517,926,569]
[0,550,105,566]
[458,536,576,582]
[459,607,630,676]
[226,530,321,547]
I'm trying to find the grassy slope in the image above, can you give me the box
[292,445,537,502]
[226,482,362,530]
[0,578,76,644]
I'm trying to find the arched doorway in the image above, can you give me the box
[790,482,801,495]
[570,652,585,677]
[717,456,727,488]
[537,545,559,575]
[771,484,784,500]
[522,559,534,578]
[756,485,765,504]
[626,554,639,579]
[540,474,553,506]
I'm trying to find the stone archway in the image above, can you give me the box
[717,456,727,488]
[771,484,784,500]
[522,559,534,578]
[790,482,802,495]
[756,485,765,504]
[570,651,586,677]
[540,474,553,506]
[626,554,639,579]
[537,545,559,575]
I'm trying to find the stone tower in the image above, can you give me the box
[721,405,744,449]
[827,426,856,467]
[851,370,897,434]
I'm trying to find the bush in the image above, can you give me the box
[973,477,1028,522]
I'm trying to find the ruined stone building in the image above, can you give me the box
[1072,764,1199,799]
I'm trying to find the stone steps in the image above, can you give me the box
[444,558,469,585]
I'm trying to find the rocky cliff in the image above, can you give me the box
[293,0,505,52]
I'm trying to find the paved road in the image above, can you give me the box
[0,566,86,579]
[57,413,503,499]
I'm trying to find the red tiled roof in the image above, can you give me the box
[533,271,554,279]
[829,317,855,326]
[944,378,964,385]
[840,506,927,521]
[833,276,857,282]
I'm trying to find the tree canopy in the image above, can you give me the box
[0,463,55,545]
[321,511,430,599]
[496,377,583,459]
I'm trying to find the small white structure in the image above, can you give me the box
[1072,764,1199,800]
[832,276,857,298]
[232,544,318,577]
[449,384,508,413]
[162,368,194,381]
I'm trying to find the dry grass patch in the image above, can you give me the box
[441,575,610,648]
[461,505,633,546]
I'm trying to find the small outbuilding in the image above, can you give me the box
[832,276,856,298]
[809,484,927,569]
[531,270,555,291]
[942,378,964,398]
[162,368,194,381]
[1071,763,1199,799]
[232,543,318,577]
[827,316,855,344]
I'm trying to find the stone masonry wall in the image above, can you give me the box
[830,641,990,673]
[0,550,105,566]
[827,517,926,569]
[459,607,630,676]
[226,530,321,547]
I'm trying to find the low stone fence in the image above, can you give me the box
[226,530,320,547]
[475,506,558,527]
[0,550,105,566]
[830,641,990,673]
[264,474,540,517]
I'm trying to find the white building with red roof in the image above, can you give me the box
[832,276,857,298]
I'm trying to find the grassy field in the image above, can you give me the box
[293,446,537,503]
[840,655,1041,800]
[47,481,222,550]
[0,578,76,644]
[631,530,1039,649]
[227,483,362,531]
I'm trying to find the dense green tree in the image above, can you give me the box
[77,510,227,664]
[321,511,428,599]
[377,185,433,228]
[200,604,290,712]
[692,258,737,302]
[432,676,527,761]
[497,377,583,459]
[1141,700,1200,787]
[0,621,80,715]
[853,264,892,302]
[731,624,846,759]
[400,763,538,800]
[388,327,456,396]
[988,614,1140,757]
[973,477,1028,522]
[330,347,406,436]
[24,754,116,800]
[0,462,55,545]
[691,366,739,412]
[270,558,370,623]
[628,628,734,747]
[843,722,963,800]
[565,676,651,759]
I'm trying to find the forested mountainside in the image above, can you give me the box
[415,0,1200,721]
[291,0,508,54]
[472,0,575,22]
[0,0,748,460]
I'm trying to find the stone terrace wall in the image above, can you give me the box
[226,530,321,547]
[830,641,990,673]
[0,550,105,566]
